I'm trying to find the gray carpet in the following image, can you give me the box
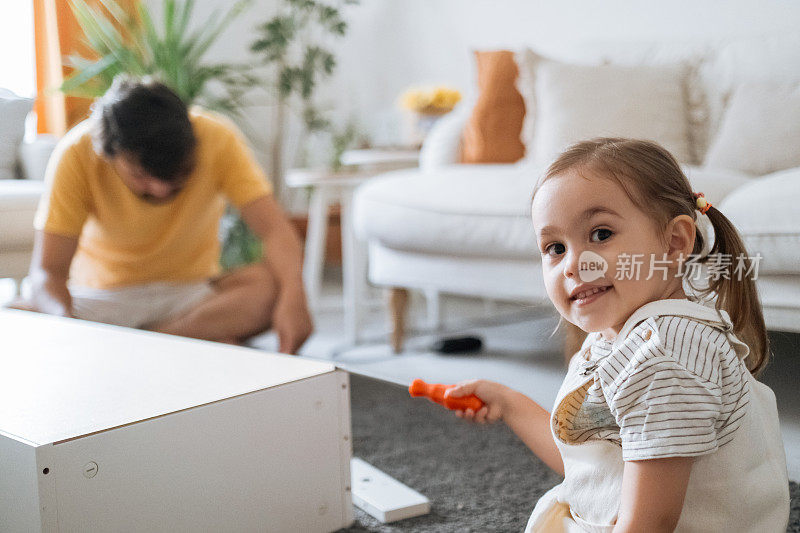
[341,374,800,532]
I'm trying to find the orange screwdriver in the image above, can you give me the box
[408,378,485,411]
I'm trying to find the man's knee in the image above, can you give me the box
[218,262,273,289]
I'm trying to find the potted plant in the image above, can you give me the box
[250,0,359,189]
[248,0,360,266]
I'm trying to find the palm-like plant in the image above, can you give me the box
[61,0,256,114]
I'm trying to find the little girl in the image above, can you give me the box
[446,138,790,532]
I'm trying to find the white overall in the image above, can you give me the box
[525,299,790,533]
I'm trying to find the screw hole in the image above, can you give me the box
[42,468,49,475]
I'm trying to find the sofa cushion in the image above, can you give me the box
[701,32,800,141]
[719,167,800,275]
[533,61,691,166]
[354,164,750,262]
[354,165,540,260]
[515,50,695,166]
[461,51,526,164]
[0,90,33,180]
[19,135,59,181]
[0,179,45,248]
[704,83,800,176]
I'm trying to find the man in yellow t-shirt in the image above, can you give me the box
[19,77,312,353]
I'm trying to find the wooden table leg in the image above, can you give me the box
[563,321,588,363]
[388,288,409,354]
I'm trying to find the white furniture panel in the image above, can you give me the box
[0,310,353,532]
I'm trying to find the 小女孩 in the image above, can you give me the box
[447,138,790,532]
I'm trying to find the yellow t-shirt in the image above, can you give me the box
[34,109,272,289]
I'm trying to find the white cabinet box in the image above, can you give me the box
[0,310,353,532]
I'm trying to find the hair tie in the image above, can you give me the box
[693,192,712,214]
[692,192,715,258]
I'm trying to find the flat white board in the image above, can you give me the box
[49,373,351,532]
[0,310,336,445]
[351,458,430,523]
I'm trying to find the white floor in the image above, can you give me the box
[3,275,798,480]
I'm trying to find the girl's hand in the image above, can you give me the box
[446,379,509,424]
[450,381,565,475]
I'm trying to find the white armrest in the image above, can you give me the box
[419,102,473,172]
[19,135,58,181]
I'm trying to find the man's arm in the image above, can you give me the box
[613,457,693,532]
[28,230,79,317]
[239,194,313,354]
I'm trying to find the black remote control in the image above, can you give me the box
[432,335,483,354]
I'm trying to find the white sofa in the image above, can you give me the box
[0,89,56,282]
[354,34,800,350]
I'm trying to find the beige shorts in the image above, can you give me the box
[68,281,215,329]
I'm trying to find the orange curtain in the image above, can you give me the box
[33,0,136,136]
[33,0,67,135]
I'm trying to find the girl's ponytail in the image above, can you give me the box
[703,207,769,376]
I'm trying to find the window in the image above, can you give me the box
[0,2,36,98]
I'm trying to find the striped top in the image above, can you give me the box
[562,315,751,461]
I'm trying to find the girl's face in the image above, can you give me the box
[531,168,689,340]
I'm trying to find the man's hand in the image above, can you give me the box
[272,286,313,354]
[239,195,313,354]
[26,231,79,318]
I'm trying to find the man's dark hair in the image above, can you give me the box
[92,76,197,182]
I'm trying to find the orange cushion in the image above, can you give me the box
[461,50,526,163]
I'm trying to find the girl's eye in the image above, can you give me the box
[591,228,613,242]
[544,242,566,256]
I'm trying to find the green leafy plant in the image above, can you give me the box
[61,0,257,115]
[219,210,262,271]
[250,0,359,184]
[328,120,359,171]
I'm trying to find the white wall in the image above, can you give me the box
[146,0,800,160]
[331,0,800,144]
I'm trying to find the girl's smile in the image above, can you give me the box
[569,283,613,306]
